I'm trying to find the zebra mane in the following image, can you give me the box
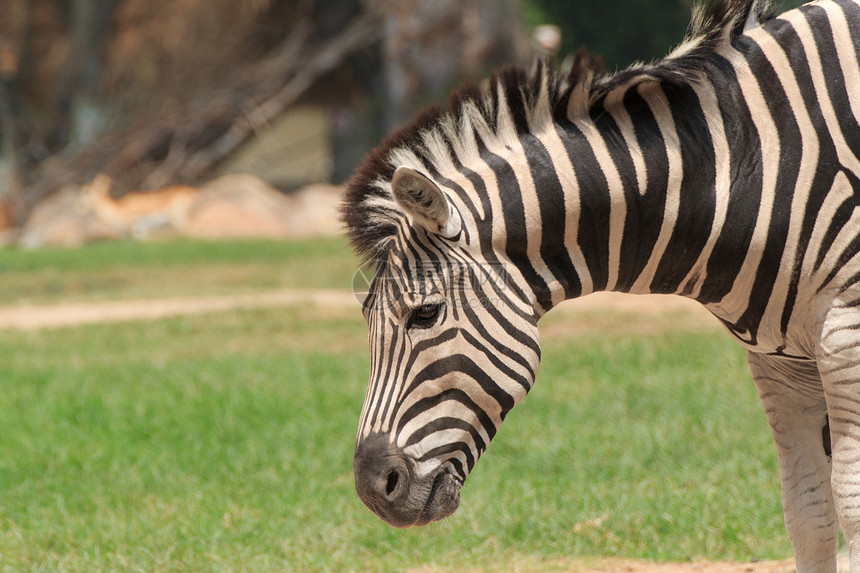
[342,0,772,260]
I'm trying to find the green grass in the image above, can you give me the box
[0,237,356,305]
[0,306,791,571]
[0,238,793,571]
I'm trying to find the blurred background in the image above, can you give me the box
[0,0,804,249]
[0,2,820,571]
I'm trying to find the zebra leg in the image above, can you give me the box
[819,292,860,571]
[746,351,837,572]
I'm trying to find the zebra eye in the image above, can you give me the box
[409,304,442,328]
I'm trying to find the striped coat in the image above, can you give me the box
[343,1,860,569]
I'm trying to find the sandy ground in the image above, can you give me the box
[570,555,848,573]
[2,289,849,572]
[0,290,716,331]
[471,554,850,573]
[405,554,850,573]
[0,288,358,330]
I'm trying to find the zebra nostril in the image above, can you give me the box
[354,434,415,521]
[385,470,400,497]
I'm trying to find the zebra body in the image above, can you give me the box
[343,0,860,569]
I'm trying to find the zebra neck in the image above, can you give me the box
[510,78,730,313]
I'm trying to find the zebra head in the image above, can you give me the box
[346,161,542,527]
[343,0,788,535]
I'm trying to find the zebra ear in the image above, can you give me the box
[391,166,462,239]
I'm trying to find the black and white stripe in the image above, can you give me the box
[345,0,860,565]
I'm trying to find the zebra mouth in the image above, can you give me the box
[414,469,463,526]
[353,433,466,528]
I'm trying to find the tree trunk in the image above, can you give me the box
[15,7,383,221]
[0,0,30,201]
[52,0,116,149]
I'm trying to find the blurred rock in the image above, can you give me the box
[90,176,199,240]
[180,174,342,239]
[17,175,201,248]
[0,197,15,247]
[180,174,293,239]
[14,172,343,248]
[285,183,344,237]
[17,184,121,249]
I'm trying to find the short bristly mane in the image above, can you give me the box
[341,0,772,261]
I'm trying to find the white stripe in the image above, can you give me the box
[792,4,860,175]
[813,208,860,292]
[531,120,595,296]
[574,116,627,292]
[629,83,684,294]
[706,44,780,319]
[818,1,860,152]
[805,171,855,289]
[752,21,820,336]
[606,87,649,197]
[392,364,506,444]
[398,402,489,455]
[495,85,565,310]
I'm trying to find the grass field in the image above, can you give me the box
[0,239,797,571]
[0,238,356,305]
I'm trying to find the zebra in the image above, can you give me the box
[342,0,860,569]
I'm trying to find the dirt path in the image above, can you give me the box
[554,554,848,573]
[0,289,718,331]
[0,288,358,330]
[408,554,849,573]
[412,554,851,573]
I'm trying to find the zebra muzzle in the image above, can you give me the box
[354,434,462,528]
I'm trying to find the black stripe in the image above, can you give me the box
[649,83,717,295]
[458,289,541,370]
[730,34,803,346]
[396,388,498,442]
[768,18,843,335]
[417,442,476,471]
[440,166,544,312]
[520,131,582,299]
[814,185,856,275]
[817,170,860,290]
[373,321,405,427]
[449,458,466,481]
[400,354,517,414]
[805,4,860,162]
[612,88,669,292]
[459,328,534,394]
[556,115,611,291]
[697,55,763,305]
[395,327,463,405]
[404,417,487,457]
[454,247,537,323]
[478,144,553,310]
[377,321,409,426]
